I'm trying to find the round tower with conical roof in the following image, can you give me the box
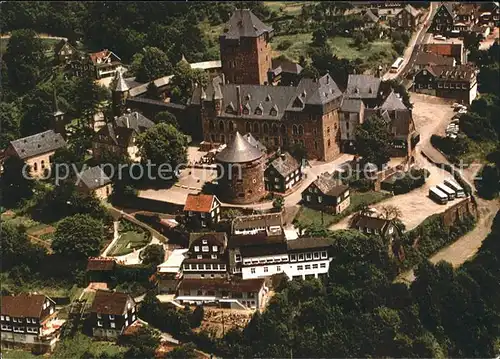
[215,131,266,204]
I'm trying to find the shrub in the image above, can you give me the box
[392,168,430,195]
[393,40,406,55]
[277,39,293,51]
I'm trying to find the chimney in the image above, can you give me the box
[221,73,226,85]
[236,85,242,115]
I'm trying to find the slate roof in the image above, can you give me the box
[189,232,227,248]
[380,92,408,111]
[191,74,342,118]
[114,112,154,133]
[268,152,300,178]
[91,290,133,315]
[95,123,135,147]
[426,64,476,81]
[215,132,263,163]
[1,294,52,318]
[345,75,381,100]
[79,166,112,190]
[243,133,267,152]
[341,98,364,113]
[287,237,333,251]
[271,58,304,75]
[364,9,380,22]
[114,69,129,92]
[415,52,455,67]
[178,278,265,293]
[352,215,390,231]
[311,174,349,198]
[229,233,286,248]
[10,130,66,160]
[232,213,283,232]
[221,9,273,40]
[184,193,217,212]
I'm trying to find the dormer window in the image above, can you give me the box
[270,105,278,116]
[301,90,306,98]
[368,87,373,94]
[354,87,360,94]
[255,103,263,115]
[243,103,251,115]
[225,102,235,114]
[245,94,251,101]
[292,97,304,108]
[265,94,271,102]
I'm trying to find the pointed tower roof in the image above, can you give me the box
[380,91,407,111]
[221,9,273,40]
[52,88,64,117]
[114,69,129,92]
[215,131,263,163]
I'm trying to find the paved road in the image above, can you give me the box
[383,2,436,81]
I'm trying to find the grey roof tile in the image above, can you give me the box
[380,92,407,111]
[221,9,273,40]
[268,152,300,178]
[341,98,364,113]
[79,166,111,190]
[215,131,263,163]
[345,75,381,100]
[114,112,154,133]
[10,130,66,160]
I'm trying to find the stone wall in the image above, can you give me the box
[441,196,478,227]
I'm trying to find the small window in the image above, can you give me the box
[321,251,327,258]
[202,246,209,252]
[98,320,103,327]
[264,267,268,273]
[320,263,326,268]
[110,322,116,328]
[194,246,200,252]
[297,265,303,270]
[313,264,318,269]
[298,254,304,261]
[313,252,320,259]
[251,268,256,274]
[109,315,115,321]
[306,253,312,260]
[211,254,217,259]
[305,265,311,270]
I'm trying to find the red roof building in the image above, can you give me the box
[183,194,221,229]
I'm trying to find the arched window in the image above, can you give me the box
[209,120,215,130]
[280,124,286,135]
[292,125,298,135]
[272,124,278,134]
[298,125,304,135]
[210,134,216,142]
[219,120,225,131]
[246,122,251,133]
[314,141,318,150]
[253,123,259,133]
[263,123,269,134]
[229,121,235,131]
[220,134,226,143]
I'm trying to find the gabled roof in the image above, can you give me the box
[438,2,455,18]
[78,166,112,190]
[287,237,333,251]
[341,98,364,113]
[189,232,227,248]
[95,123,135,147]
[396,4,420,18]
[232,213,283,232]
[10,130,66,160]
[352,215,390,231]
[89,49,121,65]
[364,9,380,22]
[271,58,303,75]
[114,112,154,133]
[215,132,263,163]
[310,174,349,198]
[54,39,75,54]
[293,74,343,106]
[268,152,300,178]
[345,75,381,100]
[184,193,218,212]
[425,64,476,81]
[415,52,455,67]
[1,294,52,318]
[91,290,134,315]
[380,92,407,111]
[221,9,273,40]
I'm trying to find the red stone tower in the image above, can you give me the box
[219,9,273,85]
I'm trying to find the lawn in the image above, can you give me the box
[52,333,127,359]
[295,191,391,228]
[271,33,396,69]
[109,231,149,256]
[264,1,311,16]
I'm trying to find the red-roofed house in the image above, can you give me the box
[183,193,221,228]
[1,293,65,352]
[69,49,122,79]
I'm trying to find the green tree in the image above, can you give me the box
[4,29,46,94]
[0,102,21,149]
[135,46,173,83]
[312,28,328,47]
[190,305,204,328]
[20,86,54,136]
[52,214,105,260]
[122,326,161,359]
[165,343,197,359]
[355,115,392,169]
[272,195,285,212]
[0,156,34,208]
[138,123,188,167]
[1,224,47,271]
[154,111,178,127]
[170,60,208,104]
[140,244,165,267]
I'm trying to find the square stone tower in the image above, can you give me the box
[220,9,274,85]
